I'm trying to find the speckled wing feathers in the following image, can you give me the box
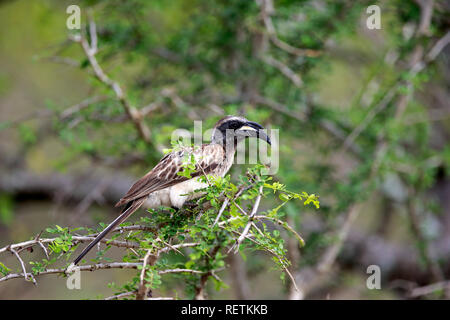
[115,144,224,207]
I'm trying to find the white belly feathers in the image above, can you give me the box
[144,178,209,209]
[142,144,236,210]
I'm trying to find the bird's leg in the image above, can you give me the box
[184,201,201,219]
[169,206,178,218]
[184,200,198,210]
[168,201,198,219]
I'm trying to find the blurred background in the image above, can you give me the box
[0,0,449,299]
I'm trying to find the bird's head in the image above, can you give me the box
[211,115,271,147]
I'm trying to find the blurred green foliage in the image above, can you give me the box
[0,0,449,299]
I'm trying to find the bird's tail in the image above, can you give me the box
[72,198,146,265]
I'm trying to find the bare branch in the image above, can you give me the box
[231,184,264,253]
[213,198,230,227]
[136,249,156,300]
[254,215,305,247]
[415,0,434,36]
[409,281,450,298]
[158,268,204,275]
[105,291,137,300]
[60,95,109,120]
[0,235,140,256]
[425,31,450,62]
[87,11,98,54]
[0,262,140,283]
[7,247,36,284]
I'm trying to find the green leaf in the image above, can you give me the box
[0,194,13,226]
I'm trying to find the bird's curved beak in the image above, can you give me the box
[237,121,271,145]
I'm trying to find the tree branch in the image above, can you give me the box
[68,19,154,146]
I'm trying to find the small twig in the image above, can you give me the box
[0,242,203,284]
[0,262,141,283]
[42,56,81,67]
[87,12,98,54]
[0,236,140,257]
[213,198,230,227]
[254,215,305,247]
[157,238,184,256]
[34,231,49,260]
[316,204,360,274]
[140,101,162,117]
[158,242,200,254]
[425,31,450,62]
[409,281,450,298]
[136,249,155,300]
[230,184,264,253]
[262,55,303,88]
[231,201,248,217]
[210,270,224,284]
[69,22,153,145]
[224,226,299,292]
[7,247,36,284]
[83,225,158,237]
[158,268,204,275]
[211,183,255,224]
[105,291,137,300]
[60,95,109,120]
[415,0,434,36]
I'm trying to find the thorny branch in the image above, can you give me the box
[0,263,210,284]
[0,173,305,300]
[231,184,264,253]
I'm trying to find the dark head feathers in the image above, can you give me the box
[213,115,248,131]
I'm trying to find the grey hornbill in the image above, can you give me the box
[73,115,271,265]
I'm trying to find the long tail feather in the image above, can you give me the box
[73,198,146,265]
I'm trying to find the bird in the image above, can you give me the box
[72,115,271,265]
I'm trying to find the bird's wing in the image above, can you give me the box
[73,144,224,265]
[115,144,224,207]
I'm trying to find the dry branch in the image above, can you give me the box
[68,19,153,146]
